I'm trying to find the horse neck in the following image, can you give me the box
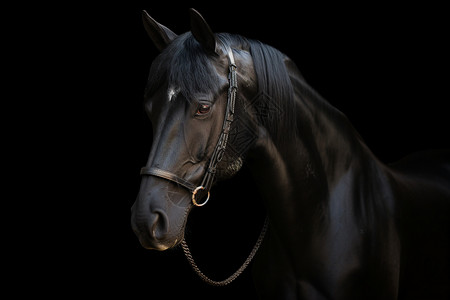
[246,61,390,238]
[292,79,372,188]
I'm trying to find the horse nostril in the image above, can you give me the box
[151,209,169,241]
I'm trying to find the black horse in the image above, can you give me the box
[131,9,449,299]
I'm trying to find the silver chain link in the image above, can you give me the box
[181,216,269,286]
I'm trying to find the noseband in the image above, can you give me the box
[140,46,238,207]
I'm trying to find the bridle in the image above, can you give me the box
[140,46,238,207]
[140,45,268,286]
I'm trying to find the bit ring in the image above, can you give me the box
[192,186,210,207]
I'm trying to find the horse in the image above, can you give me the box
[131,8,450,299]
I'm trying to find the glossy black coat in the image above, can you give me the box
[131,9,449,300]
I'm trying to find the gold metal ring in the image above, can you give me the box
[192,186,210,207]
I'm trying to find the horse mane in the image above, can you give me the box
[145,32,297,141]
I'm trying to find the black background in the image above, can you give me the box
[17,3,449,299]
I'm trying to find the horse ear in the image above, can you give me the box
[189,8,217,54]
[142,10,178,52]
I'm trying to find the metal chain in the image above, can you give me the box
[179,46,268,286]
[180,216,269,286]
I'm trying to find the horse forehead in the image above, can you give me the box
[167,86,180,102]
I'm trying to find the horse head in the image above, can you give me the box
[131,9,259,250]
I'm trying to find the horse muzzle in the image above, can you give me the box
[131,181,191,250]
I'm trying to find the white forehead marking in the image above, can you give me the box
[167,86,180,102]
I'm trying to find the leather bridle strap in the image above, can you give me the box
[197,47,237,194]
[140,46,237,207]
[140,167,196,192]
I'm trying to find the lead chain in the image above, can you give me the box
[180,216,269,286]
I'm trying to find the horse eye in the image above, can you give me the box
[196,104,211,115]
